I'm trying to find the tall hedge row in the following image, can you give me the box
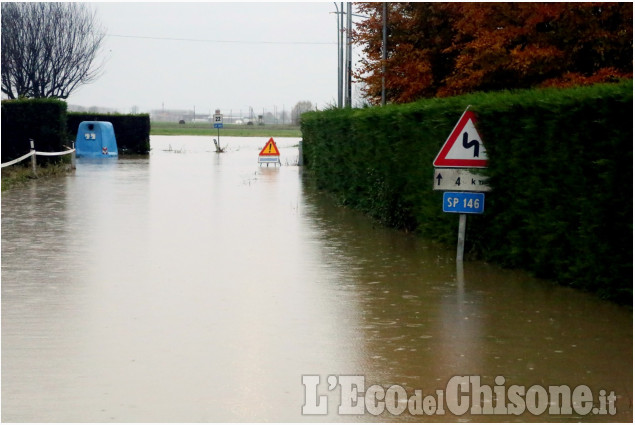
[301,81,632,302]
[1,98,69,164]
[1,101,151,164]
[67,113,150,154]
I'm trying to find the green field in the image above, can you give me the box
[150,121,301,137]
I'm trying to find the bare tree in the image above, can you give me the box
[1,2,105,100]
[291,101,314,125]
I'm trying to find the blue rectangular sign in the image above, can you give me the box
[214,123,223,129]
[258,155,280,163]
[443,192,485,214]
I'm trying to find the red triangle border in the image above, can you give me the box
[433,111,488,168]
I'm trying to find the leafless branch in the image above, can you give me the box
[1,2,105,99]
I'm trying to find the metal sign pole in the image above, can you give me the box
[213,111,223,152]
[456,213,467,262]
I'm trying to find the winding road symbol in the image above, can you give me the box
[462,132,480,157]
[432,109,488,168]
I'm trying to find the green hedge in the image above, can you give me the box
[301,81,632,302]
[1,103,151,164]
[67,113,150,154]
[1,98,69,164]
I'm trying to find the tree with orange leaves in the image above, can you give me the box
[352,2,632,104]
[353,3,456,103]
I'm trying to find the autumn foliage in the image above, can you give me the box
[352,2,633,103]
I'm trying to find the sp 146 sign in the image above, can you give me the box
[443,192,485,214]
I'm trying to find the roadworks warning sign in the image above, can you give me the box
[258,137,281,165]
[259,138,280,156]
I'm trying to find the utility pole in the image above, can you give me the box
[345,2,352,108]
[340,3,344,107]
[340,2,344,108]
[334,2,362,108]
[381,2,387,106]
[334,3,342,108]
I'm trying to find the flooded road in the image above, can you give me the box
[2,136,632,422]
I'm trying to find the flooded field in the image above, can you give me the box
[2,136,632,422]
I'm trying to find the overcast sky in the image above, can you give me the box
[66,2,351,115]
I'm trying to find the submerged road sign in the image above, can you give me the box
[213,114,223,129]
[259,137,280,156]
[443,192,485,214]
[433,110,488,168]
[258,137,281,165]
[433,107,489,262]
[433,168,491,192]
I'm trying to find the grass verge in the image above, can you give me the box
[1,163,73,191]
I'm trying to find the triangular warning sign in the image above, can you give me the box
[433,110,488,168]
[259,137,280,156]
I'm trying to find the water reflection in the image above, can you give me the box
[2,136,632,422]
[301,190,632,421]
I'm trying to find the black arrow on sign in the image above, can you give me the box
[436,173,443,186]
[462,132,480,157]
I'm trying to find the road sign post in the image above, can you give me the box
[213,112,223,152]
[457,214,467,262]
[433,106,489,263]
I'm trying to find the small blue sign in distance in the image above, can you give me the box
[443,192,485,214]
[214,123,223,129]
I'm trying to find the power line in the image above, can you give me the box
[106,33,335,45]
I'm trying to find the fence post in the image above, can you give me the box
[71,141,76,169]
[29,139,37,175]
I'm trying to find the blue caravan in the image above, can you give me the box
[75,121,118,157]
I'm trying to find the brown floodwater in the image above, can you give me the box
[2,136,632,422]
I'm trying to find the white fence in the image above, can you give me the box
[1,139,76,172]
